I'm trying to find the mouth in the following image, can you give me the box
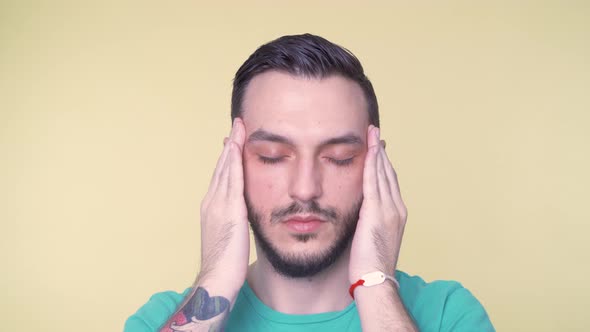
[283,215,327,233]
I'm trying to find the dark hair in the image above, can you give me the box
[231,33,379,127]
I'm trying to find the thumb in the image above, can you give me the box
[232,118,246,151]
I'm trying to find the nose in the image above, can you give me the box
[288,157,323,203]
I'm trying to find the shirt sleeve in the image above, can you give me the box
[440,286,495,332]
[124,289,189,332]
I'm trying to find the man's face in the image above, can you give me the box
[241,71,369,278]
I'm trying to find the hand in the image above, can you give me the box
[198,118,249,295]
[349,125,408,284]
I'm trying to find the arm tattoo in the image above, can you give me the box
[160,287,230,332]
[184,287,230,320]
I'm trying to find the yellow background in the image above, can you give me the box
[1,1,588,331]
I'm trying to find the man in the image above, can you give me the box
[125,34,494,331]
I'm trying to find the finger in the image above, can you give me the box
[377,144,393,200]
[367,125,380,149]
[226,142,244,199]
[219,118,245,195]
[363,126,380,200]
[208,141,231,193]
[216,120,239,193]
[231,117,246,152]
[223,137,228,146]
[207,121,236,194]
[227,135,245,199]
[381,146,407,218]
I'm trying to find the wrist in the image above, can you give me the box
[349,270,399,299]
[353,280,398,302]
[349,264,397,284]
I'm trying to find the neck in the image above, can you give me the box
[247,245,353,315]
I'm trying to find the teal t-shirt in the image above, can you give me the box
[125,271,494,331]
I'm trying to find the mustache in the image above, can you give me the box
[270,200,338,224]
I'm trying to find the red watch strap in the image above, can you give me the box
[349,279,365,299]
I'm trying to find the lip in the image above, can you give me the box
[283,215,326,233]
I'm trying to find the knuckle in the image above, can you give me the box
[200,198,209,212]
[390,210,400,221]
[364,193,380,203]
[400,208,408,220]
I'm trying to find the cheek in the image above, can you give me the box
[324,164,364,200]
[243,155,287,209]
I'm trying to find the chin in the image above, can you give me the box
[245,194,362,278]
[254,228,354,278]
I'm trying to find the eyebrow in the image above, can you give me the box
[247,128,364,147]
[321,134,363,146]
[248,129,294,145]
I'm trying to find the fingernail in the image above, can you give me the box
[230,120,237,137]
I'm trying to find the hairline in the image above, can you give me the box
[235,69,371,124]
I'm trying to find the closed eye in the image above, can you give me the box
[258,155,286,165]
[327,157,354,167]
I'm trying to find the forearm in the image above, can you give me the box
[355,282,418,332]
[158,120,248,332]
[159,276,240,332]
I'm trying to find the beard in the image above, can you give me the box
[246,194,362,279]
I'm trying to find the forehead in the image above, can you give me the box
[241,71,369,144]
